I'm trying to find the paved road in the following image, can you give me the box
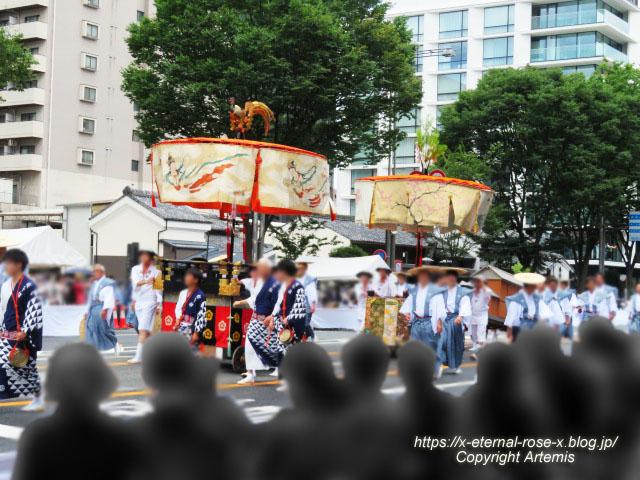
[0,329,479,449]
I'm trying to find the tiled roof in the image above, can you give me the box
[122,187,226,230]
[321,218,416,247]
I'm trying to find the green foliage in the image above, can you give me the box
[428,231,474,265]
[415,121,447,173]
[439,64,640,284]
[269,217,338,259]
[329,244,368,257]
[122,0,422,167]
[511,262,530,274]
[0,31,35,101]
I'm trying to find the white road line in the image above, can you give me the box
[381,380,475,396]
[0,425,23,441]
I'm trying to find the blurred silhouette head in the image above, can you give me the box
[476,342,518,389]
[595,272,605,287]
[256,258,272,279]
[397,341,436,391]
[142,333,198,404]
[92,263,106,281]
[274,259,297,283]
[184,267,202,289]
[46,343,117,408]
[3,248,29,276]
[586,275,596,292]
[280,342,338,409]
[341,335,389,396]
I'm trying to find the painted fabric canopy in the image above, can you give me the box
[151,138,333,217]
[354,175,494,233]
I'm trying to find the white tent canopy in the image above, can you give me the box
[0,226,87,268]
[305,255,390,282]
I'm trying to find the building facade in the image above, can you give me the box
[0,0,155,211]
[333,0,640,216]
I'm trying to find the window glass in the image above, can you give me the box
[83,86,96,101]
[484,5,514,34]
[439,11,468,39]
[397,108,420,133]
[81,150,94,164]
[438,41,467,70]
[86,23,99,38]
[351,169,375,194]
[20,112,36,121]
[437,73,466,101]
[415,46,423,73]
[82,118,95,133]
[395,138,417,164]
[24,15,39,23]
[131,160,139,172]
[20,145,35,154]
[483,37,514,66]
[406,15,423,42]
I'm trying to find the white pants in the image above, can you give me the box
[471,322,487,346]
[245,338,268,371]
[135,302,157,332]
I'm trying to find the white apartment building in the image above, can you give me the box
[0,0,155,210]
[334,0,640,216]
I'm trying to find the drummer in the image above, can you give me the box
[374,265,396,297]
[435,267,472,377]
[504,273,554,341]
[398,265,445,365]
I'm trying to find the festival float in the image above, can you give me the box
[354,172,494,349]
[149,100,334,371]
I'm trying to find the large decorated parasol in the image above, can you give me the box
[354,173,494,265]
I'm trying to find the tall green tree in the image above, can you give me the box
[0,31,35,101]
[268,217,338,259]
[122,0,422,167]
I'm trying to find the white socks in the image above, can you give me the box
[127,343,143,363]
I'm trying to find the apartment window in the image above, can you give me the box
[133,102,139,112]
[437,73,466,101]
[531,31,624,62]
[0,114,5,123]
[20,112,36,121]
[78,149,95,165]
[438,41,467,70]
[350,169,375,194]
[414,46,423,73]
[82,53,98,71]
[132,130,141,142]
[24,15,40,23]
[22,79,37,89]
[483,36,514,66]
[436,105,446,130]
[131,160,139,172]
[20,145,35,154]
[83,22,99,39]
[350,200,356,217]
[484,5,515,34]
[395,138,417,164]
[0,20,9,27]
[406,15,423,43]
[81,85,97,102]
[79,116,95,134]
[440,10,468,39]
[562,64,597,76]
[29,47,39,55]
[84,0,100,7]
[137,10,145,21]
[397,108,420,133]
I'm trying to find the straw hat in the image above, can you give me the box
[376,265,392,273]
[514,272,546,286]
[438,266,467,275]
[0,236,19,248]
[407,265,440,276]
[356,270,373,279]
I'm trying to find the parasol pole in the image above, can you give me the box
[251,211,259,262]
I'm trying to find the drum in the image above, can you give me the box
[278,327,294,345]
[9,345,29,368]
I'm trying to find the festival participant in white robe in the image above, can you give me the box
[469,275,490,355]
[578,275,611,323]
[83,264,121,355]
[354,271,374,333]
[128,250,162,364]
[435,268,472,376]
[559,278,580,333]
[374,266,397,297]
[240,265,260,298]
[544,276,573,339]
[542,276,566,329]
[626,283,640,333]
[395,272,410,297]
[174,268,207,344]
[595,272,618,321]
[233,259,280,384]
[398,266,445,372]
[296,261,318,341]
[0,249,43,411]
[504,273,554,342]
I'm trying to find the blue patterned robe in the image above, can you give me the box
[0,276,43,399]
[176,288,207,341]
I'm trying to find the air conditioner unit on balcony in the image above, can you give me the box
[7,140,18,147]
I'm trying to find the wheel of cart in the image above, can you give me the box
[232,346,246,373]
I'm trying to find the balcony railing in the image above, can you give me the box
[0,153,43,171]
[0,0,48,9]
[0,88,45,107]
[532,9,629,34]
[2,21,47,40]
[32,54,46,73]
[531,42,627,63]
[0,120,44,139]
